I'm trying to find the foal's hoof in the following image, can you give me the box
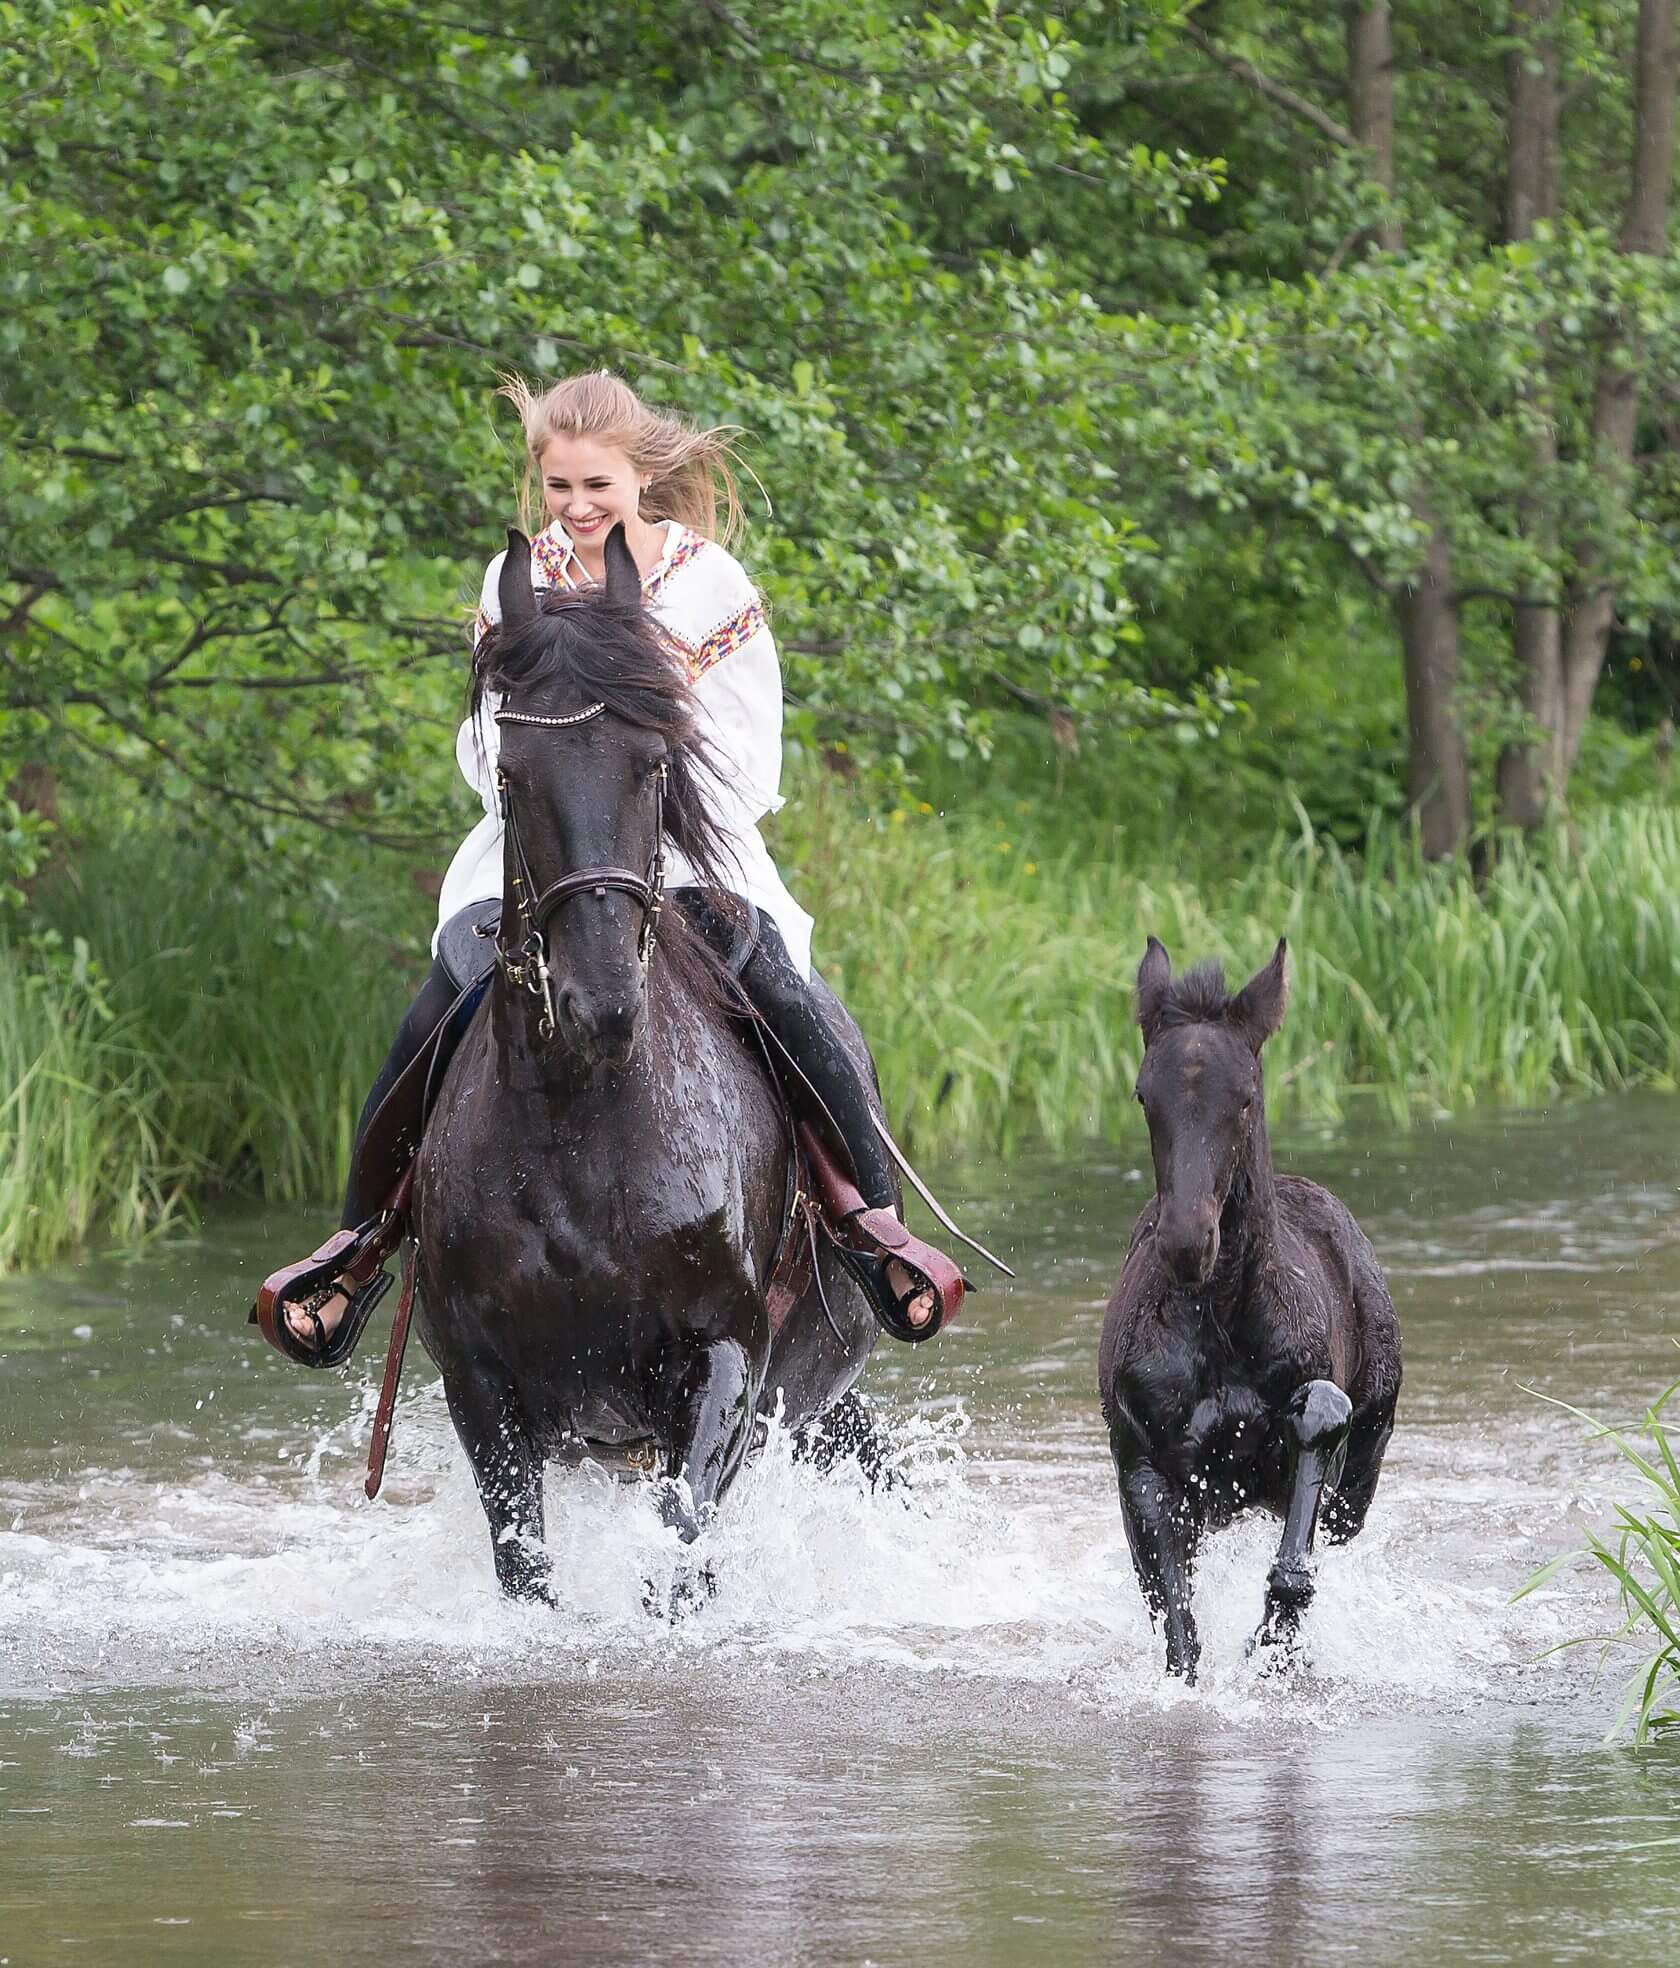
[641,1562,718,1624]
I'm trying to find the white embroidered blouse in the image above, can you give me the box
[435,519,816,979]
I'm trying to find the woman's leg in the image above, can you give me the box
[337,961,459,1228]
[737,923,897,1209]
[734,919,935,1329]
[283,961,457,1349]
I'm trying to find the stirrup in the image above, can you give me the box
[251,1211,404,1370]
[830,1205,966,1345]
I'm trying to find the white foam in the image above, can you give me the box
[0,1375,1605,1726]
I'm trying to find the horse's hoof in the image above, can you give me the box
[500,1568,557,1608]
[641,1563,718,1623]
[1249,1612,1306,1672]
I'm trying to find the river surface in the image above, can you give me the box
[2,1096,1679,1965]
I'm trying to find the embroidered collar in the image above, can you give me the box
[532,522,704,598]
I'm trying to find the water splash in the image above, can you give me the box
[0,1377,1597,1726]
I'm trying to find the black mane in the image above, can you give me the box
[471,589,738,899]
[1149,960,1235,1031]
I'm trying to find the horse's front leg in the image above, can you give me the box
[659,1336,755,1544]
[1111,1431,1201,1683]
[442,1367,553,1605]
[1255,1379,1353,1654]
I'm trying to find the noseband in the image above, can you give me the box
[492,702,668,1042]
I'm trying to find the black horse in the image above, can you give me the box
[413,536,882,1602]
[1098,938,1401,1681]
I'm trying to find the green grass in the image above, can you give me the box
[0,856,419,1269]
[780,790,1680,1150]
[1520,1372,1680,1745]
[8,794,1680,1267]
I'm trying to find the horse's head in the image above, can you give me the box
[1133,936,1288,1289]
[477,526,732,1069]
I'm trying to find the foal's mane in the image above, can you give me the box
[471,588,737,898]
[1147,961,1236,1031]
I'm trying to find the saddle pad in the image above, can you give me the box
[437,900,503,992]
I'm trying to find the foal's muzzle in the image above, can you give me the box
[1158,1200,1220,1288]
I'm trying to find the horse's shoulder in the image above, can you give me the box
[1269,1174,1399,1395]
[1274,1174,1375,1267]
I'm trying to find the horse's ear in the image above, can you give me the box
[603,522,640,607]
[1136,936,1172,1044]
[1230,938,1288,1053]
[499,529,536,629]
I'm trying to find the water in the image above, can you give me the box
[3,1097,1678,1964]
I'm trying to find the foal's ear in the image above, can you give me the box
[498,528,536,629]
[1136,936,1173,1044]
[603,522,641,608]
[1230,938,1289,1053]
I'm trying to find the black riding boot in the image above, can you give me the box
[339,961,459,1227]
[676,894,897,1208]
[674,891,962,1341]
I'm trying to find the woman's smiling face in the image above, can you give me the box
[537,435,647,545]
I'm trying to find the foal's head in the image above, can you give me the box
[474,526,735,1066]
[1134,937,1289,1289]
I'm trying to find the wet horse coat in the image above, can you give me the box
[414,531,879,1598]
[1099,938,1402,1679]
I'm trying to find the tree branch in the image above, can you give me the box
[1180,22,1357,151]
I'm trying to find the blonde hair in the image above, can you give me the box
[497,369,751,547]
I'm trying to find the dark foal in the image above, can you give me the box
[1098,938,1401,1681]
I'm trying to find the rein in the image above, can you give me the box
[492,702,668,1041]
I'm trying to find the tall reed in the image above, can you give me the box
[7,800,1680,1266]
[777,794,1680,1150]
[1,852,418,1269]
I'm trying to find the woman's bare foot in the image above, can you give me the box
[884,1260,936,1329]
[284,1283,352,1353]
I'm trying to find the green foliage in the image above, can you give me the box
[18,791,1680,1266]
[0,0,1233,877]
[1521,1373,1680,1745]
[0,843,420,1268]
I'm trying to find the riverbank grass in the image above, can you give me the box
[1521,1376,1680,1744]
[7,796,1680,1266]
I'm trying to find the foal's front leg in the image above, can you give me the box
[1255,1379,1353,1653]
[1112,1433,1201,1683]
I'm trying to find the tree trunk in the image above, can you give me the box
[1496,0,1564,831]
[1345,3,1400,251]
[1396,519,1474,858]
[1347,2,1472,854]
[1559,0,1678,775]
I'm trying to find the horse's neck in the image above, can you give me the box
[1211,1121,1280,1308]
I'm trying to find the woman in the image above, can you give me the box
[262,370,951,1362]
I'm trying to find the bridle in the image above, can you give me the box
[491,701,669,1041]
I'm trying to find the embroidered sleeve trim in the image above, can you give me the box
[689,601,768,680]
[643,528,706,600]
